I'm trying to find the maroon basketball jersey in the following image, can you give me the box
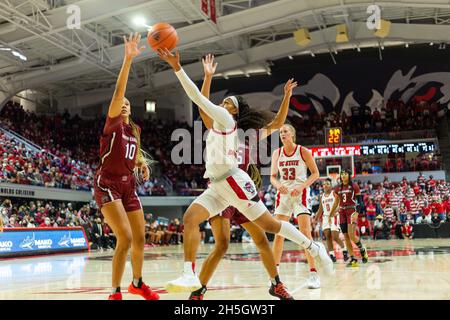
[98,115,139,176]
[334,183,360,207]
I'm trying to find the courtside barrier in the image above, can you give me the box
[0,227,89,258]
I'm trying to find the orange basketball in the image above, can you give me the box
[147,23,178,52]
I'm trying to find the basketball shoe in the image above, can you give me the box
[165,264,202,293]
[360,247,369,263]
[269,282,294,300]
[306,271,321,289]
[308,242,334,275]
[108,292,122,300]
[128,282,159,300]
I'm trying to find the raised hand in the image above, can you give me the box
[202,54,218,77]
[123,32,145,59]
[157,48,181,71]
[283,78,298,97]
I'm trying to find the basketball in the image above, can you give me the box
[147,23,178,52]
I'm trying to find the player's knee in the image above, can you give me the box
[116,232,132,251]
[252,234,269,248]
[133,233,145,247]
[214,239,229,255]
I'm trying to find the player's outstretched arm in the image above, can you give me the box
[157,48,234,130]
[199,54,217,129]
[108,32,145,118]
[259,79,298,140]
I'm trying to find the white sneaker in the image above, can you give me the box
[308,242,334,275]
[165,271,202,293]
[306,272,321,289]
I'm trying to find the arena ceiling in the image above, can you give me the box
[2,0,450,103]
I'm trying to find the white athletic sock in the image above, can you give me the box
[184,261,194,275]
[278,221,312,249]
[329,251,334,255]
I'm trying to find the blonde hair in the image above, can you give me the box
[248,163,262,189]
[282,124,296,143]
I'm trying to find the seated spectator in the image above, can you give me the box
[401,222,413,239]
[358,215,370,238]
[39,217,52,228]
[373,215,390,240]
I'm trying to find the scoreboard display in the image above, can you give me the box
[361,142,435,155]
[325,127,342,145]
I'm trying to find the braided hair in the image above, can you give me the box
[234,95,272,131]
[233,96,272,190]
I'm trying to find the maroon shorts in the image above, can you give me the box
[94,172,142,212]
[219,207,250,225]
[339,207,357,225]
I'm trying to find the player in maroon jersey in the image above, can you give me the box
[93,33,158,300]
[329,169,369,267]
[166,54,296,300]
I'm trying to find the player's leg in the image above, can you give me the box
[331,230,349,261]
[242,221,293,300]
[323,228,335,261]
[341,221,357,267]
[126,208,159,300]
[190,216,230,300]
[272,214,290,268]
[298,213,320,289]
[100,200,132,300]
[166,189,228,292]
[223,170,333,274]
[348,216,369,264]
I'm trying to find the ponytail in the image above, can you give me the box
[130,119,156,183]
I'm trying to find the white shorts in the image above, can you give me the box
[322,215,341,232]
[274,188,311,217]
[193,169,266,221]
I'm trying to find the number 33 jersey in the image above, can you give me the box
[98,115,139,176]
[277,145,308,188]
[274,145,311,217]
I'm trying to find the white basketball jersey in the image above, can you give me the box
[277,145,308,188]
[204,125,239,180]
[321,192,336,217]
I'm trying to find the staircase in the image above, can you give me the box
[436,113,450,181]
[0,125,46,155]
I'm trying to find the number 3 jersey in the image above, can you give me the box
[98,115,139,176]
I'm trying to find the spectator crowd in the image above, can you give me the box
[0,198,184,250]
[259,173,450,241]
[1,99,445,195]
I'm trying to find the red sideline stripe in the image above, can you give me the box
[301,188,307,206]
[226,176,248,200]
[276,191,280,208]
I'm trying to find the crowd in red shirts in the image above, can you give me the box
[356,174,450,239]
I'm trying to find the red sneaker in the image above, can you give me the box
[108,292,122,300]
[269,283,294,300]
[128,283,160,300]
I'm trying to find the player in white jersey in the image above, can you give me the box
[314,178,349,263]
[169,54,296,300]
[158,48,333,294]
[270,124,322,289]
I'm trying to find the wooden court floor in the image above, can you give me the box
[1,239,449,300]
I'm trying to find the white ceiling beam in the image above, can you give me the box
[2,0,167,46]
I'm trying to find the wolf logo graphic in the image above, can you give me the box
[244,182,255,194]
